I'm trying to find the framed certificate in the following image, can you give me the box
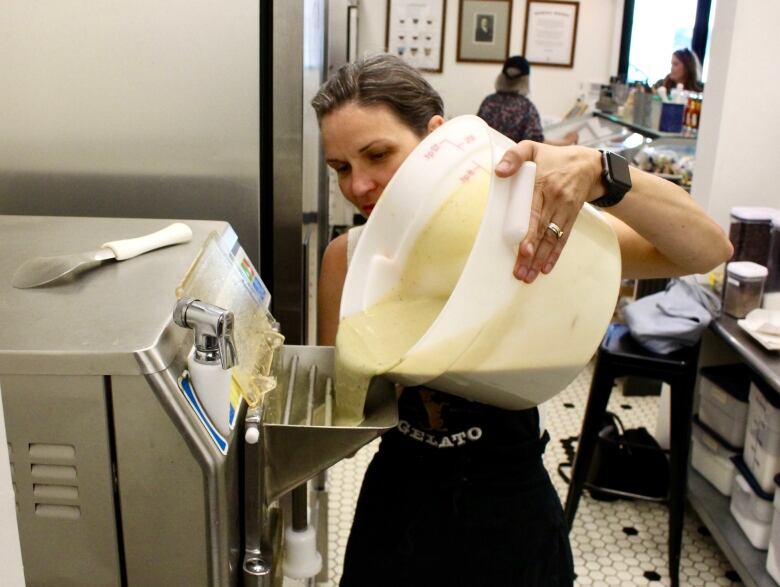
[522,0,579,68]
[386,0,447,73]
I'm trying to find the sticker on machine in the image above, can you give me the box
[178,372,228,455]
[225,239,271,309]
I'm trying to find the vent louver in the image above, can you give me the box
[28,443,80,520]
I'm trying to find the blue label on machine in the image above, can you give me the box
[178,372,228,455]
[228,380,241,431]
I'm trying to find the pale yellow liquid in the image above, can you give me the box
[334,173,490,425]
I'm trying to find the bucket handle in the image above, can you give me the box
[501,161,536,247]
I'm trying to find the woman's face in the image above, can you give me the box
[321,102,442,217]
[670,55,685,82]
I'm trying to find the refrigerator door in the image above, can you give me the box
[0,0,261,269]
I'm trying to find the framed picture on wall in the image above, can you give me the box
[456,0,512,63]
[522,0,579,68]
[385,0,447,73]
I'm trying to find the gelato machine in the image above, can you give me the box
[0,215,396,586]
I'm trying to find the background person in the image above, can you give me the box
[312,53,731,587]
[654,48,703,92]
[477,55,578,146]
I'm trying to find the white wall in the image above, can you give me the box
[359,0,621,120]
[692,0,780,228]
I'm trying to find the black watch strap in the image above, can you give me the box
[591,150,631,208]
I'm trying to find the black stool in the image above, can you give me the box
[563,322,700,587]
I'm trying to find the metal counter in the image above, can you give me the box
[0,215,229,376]
[710,315,780,394]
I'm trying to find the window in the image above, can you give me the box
[619,0,715,86]
[700,0,717,82]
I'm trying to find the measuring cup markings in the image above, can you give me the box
[339,115,621,410]
[458,161,490,185]
[422,134,478,161]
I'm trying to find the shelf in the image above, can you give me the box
[711,317,780,395]
[594,111,695,142]
[687,467,778,587]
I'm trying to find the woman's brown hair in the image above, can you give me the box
[311,53,444,137]
[663,48,703,92]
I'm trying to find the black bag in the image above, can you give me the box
[586,412,669,500]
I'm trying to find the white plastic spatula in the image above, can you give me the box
[12,222,193,289]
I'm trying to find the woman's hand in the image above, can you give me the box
[495,141,602,283]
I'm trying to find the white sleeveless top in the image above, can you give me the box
[346,225,364,267]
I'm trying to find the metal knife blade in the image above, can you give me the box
[12,248,117,289]
[11,222,193,289]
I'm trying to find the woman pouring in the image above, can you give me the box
[312,53,731,586]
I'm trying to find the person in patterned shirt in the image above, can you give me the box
[477,55,578,146]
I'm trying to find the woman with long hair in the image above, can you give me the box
[656,48,703,92]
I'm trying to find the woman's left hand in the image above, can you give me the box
[495,141,602,283]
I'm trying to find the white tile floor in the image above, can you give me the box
[313,364,743,586]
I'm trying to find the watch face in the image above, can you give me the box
[607,152,631,187]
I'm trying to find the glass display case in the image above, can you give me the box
[544,111,697,189]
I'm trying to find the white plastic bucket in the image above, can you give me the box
[340,115,621,409]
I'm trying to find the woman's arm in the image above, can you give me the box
[317,234,349,346]
[604,167,732,278]
[495,142,733,282]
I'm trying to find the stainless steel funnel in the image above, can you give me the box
[259,345,397,503]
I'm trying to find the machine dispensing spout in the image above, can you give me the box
[173,297,238,438]
[173,297,238,370]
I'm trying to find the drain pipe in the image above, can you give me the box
[313,377,334,584]
[242,404,272,586]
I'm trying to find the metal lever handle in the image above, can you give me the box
[217,312,237,370]
[173,297,239,369]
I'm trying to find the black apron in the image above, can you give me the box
[340,388,575,587]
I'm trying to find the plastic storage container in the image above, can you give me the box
[729,207,774,264]
[698,364,751,447]
[691,417,739,496]
[341,115,622,410]
[632,91,652,128]
[723,262,768,318]
[744,378,780,493]
[766,473,780,584]
[730,456,774,550]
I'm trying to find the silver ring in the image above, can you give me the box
[546,222,564,240]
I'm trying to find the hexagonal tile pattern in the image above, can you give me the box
[284,364,744,586]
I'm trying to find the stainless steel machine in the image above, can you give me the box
[0,215,397,586]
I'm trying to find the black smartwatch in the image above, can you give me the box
[591,150,632,208]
